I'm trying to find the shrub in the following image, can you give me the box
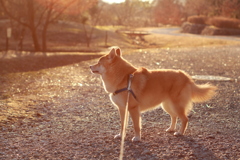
[187,15,208,25]
[209,17,240,29]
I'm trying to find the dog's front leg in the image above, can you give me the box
[129,106,141,142]
[114,107,126,139]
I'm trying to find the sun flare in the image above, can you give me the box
[102,0,125,3]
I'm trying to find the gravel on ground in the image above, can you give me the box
[0,45,240,159]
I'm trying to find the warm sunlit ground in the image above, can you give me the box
[0,26,240,159]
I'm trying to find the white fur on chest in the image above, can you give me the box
[109,94,126,109]
[100,77,116,93]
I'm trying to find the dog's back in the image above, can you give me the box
[131,69,197,112]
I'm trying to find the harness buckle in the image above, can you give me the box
[127,74,134,91]
[113,74,137,101]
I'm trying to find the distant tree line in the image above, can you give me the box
[154,0,240,25]
[0,0,97,52]
[1,0,239,51]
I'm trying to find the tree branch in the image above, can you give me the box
[48,0,75,23]
[0,0,30,28]
[36,6,48,27]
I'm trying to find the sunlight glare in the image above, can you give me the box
[102,0,152,4]
[102,0,125,3]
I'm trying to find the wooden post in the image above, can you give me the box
[105,31,108,47]
[6,36,8,51]
[6,28,12,52]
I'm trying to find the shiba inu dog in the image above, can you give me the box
[90,47,217,142]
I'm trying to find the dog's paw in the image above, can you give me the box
[132,136,141,142]
[114,134,121,139]
[174,132,183,136]
[166,128,175,132]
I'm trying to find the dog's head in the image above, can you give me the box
[90,47,122,75]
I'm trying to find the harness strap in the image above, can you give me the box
[113,74,137,100]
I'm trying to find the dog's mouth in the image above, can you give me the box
[90,66,99,74]
[90,69,100,74]
[92,70,99,74]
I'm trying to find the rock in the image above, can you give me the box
[202,26,240,35]
[181,22,240,35]
[206,135,215,139]
[181,22,207,34]
[198,135,203,138]
[176,145,182,149]
[193,144,199,148]
[142,149,151,155]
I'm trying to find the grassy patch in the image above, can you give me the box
[143,34,240,48]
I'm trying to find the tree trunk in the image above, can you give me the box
[31,27,41,51]
[27,0,41,52]
[42,23,48,52]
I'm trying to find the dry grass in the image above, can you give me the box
[143,34,240,48]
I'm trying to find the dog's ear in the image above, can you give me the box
[108,48,116,60]
[108,47,121,61]
[116,48,122,57]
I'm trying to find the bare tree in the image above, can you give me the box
[81,3,102,47]
[185,0,240,18]
[154,0,184,25]
[109,0,152,26]
[40,0,77,52]
[221,0,240,18]
[0,0,83,52]
[185,0,210,16]
[60,0,99,47]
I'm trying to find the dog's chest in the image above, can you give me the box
[109,94,126,109]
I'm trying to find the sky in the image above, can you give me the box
[102,0,152,4]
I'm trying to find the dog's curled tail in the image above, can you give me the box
[191,83,217,102]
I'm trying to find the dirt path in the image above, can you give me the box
[0,45,240,159]
[140,27,240,42]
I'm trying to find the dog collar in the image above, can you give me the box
[113,74,137,100]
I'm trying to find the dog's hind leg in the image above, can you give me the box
[172,101,191,136]
[129,106,141,142]
[172,85,192,136]
[162,101,177,132]
[174,113,188,136]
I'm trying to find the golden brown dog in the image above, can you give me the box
[90,48,217,141]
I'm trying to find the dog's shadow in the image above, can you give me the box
[117,139,160,159]
[177,135,218,160]
[116,134,219,159]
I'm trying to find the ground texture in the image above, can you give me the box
[0,45,240,159]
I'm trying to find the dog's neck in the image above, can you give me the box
[101,60,136,93]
